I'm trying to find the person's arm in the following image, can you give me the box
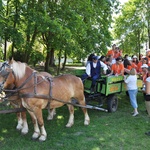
[86,63,91,77]
[107,64,114,76]
[124,75,129,83]
[100,61,108,75]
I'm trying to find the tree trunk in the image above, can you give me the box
[45,49,51,72]
[49,48,55,66]
[57,49,62,75]
[61,50,67,70]
[3,38,7,60]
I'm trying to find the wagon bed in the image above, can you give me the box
[74,69,143,112]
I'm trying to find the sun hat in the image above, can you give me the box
[132,55,137,59]
[141,64,148,68]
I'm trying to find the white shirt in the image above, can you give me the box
[86,61,108,76]
[146,77,150,82]
[124,75,137,90]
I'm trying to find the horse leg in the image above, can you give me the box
[16,112,23,130]
[66,104,74,127]
[33,108,47,142]
[20,111,29,135]
[47,108,56,120]
[28,111,40,140]
[78,97,90,125]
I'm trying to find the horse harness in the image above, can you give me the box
[0,66,87,109]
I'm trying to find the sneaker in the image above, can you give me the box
[132,112,139,117]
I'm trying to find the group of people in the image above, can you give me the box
[81,44,150,120]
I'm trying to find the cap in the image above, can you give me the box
[132,55,137,59]
[97,56,101,59]
[141,64,148,68]
[92,56,98,60]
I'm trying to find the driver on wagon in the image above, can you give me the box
[81,56,108,92]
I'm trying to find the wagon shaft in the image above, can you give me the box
[0,107,26,114]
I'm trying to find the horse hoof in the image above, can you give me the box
[16,125,23,131]
[32,132,40,140]
[21,129,28,135]
[39,135,47,142]
[47,116,53,120]
[84,120,90,126]
[66,123,73,128]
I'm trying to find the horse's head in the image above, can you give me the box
[0,60,15,92]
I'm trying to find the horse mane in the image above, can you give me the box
[12,60,26,79]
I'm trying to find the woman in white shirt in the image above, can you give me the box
[124,68,139,116]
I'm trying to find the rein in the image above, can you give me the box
[2,68,90,109]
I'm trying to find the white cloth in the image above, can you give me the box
[124,75,137,90]
[146,77,150,82]
[86,61,108,76]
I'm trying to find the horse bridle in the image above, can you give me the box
[0,61,12,90]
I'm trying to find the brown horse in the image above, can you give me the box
[0,59,90,141]
[0,62,55,135]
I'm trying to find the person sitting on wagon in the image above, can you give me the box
[81,56,108,92]
[107,57,124,76]
[123,57,132,74]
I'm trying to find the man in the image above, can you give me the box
[81,56,108,92]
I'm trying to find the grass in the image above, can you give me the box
[1,65,150,150]
[0,92,150,150]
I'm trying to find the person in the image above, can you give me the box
[85,53,95,67]
[81,56,108,92]
[146,49,150,66]
[124,68,139,116]
[106,44,116,58]
[107,57,124,76]
[99,55,106,63]
[144,67,150,136]
[137,57,148,73]
[105,57,112,74]
[140,64,149,84]
[131,55,139,72]
[123,57,132,74]
[114,47,122,59]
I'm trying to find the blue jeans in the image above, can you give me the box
[128,89,138,109]
[81,73,99,87]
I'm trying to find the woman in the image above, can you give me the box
[123,58,132,74]
[124,68,139,116]
[145,66,150,136]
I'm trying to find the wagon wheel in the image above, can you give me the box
[107,94,118,112]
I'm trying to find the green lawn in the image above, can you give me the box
[0,92,150,150]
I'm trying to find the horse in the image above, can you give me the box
[0,62,55,135]
[0,59,90,142]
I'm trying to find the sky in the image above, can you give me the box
[119,0,129,4]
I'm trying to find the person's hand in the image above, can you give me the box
[124,75,126,80]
